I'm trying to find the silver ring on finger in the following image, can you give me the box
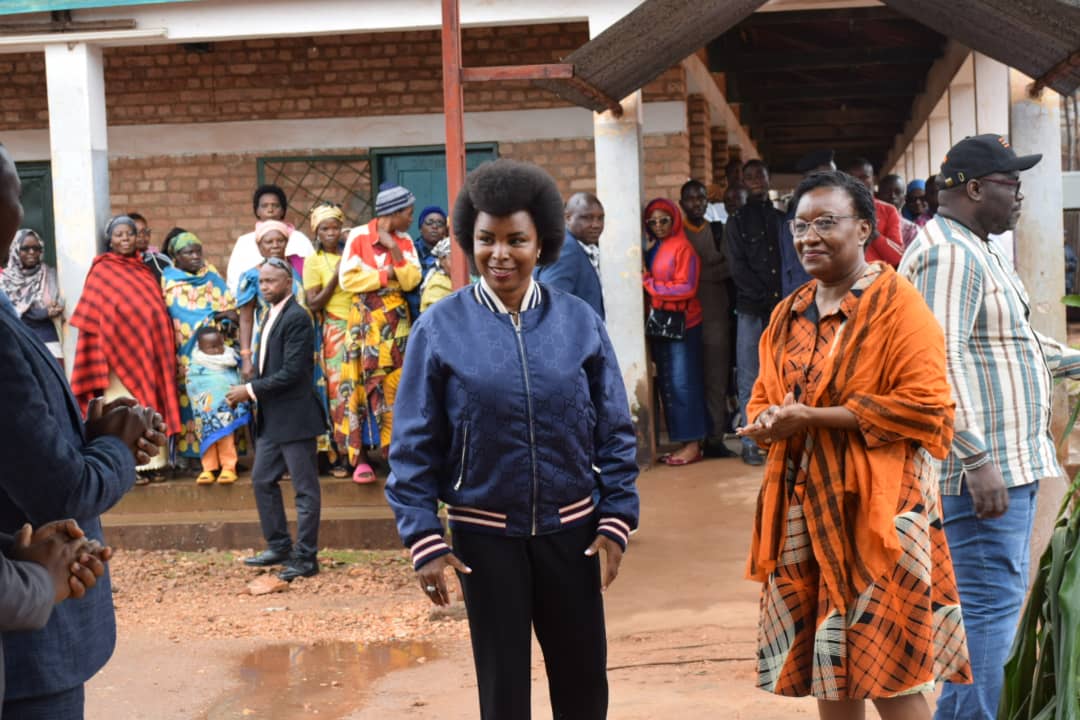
[425,585,437,593]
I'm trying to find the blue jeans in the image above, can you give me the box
[935,481,1039,720]
[652,324,707,443]
[735,313,766,450]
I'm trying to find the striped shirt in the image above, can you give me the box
[899,215,1080,494]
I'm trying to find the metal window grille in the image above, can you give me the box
[256,154,374,232]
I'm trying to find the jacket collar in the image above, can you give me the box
[474,277,542,314]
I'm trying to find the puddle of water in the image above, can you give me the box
[203,640,437,719]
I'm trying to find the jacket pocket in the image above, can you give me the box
[453,421,470,491]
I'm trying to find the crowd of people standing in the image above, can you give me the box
[0,133,1072,720]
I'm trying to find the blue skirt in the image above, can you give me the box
[652,323,708,442]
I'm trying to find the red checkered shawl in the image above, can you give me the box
[70,252,182,436]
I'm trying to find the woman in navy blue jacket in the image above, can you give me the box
[386,159,639,719]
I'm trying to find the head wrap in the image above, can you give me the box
[375,182,416,217]
[105,215,137,242]
[170,231,201,254]
[417,205,447,229]
[642,198,684,241]
[255,220,292,244]
[0,229,55,317]
[906,179,926,193]
[430,237,452,259]
[309,204,345,233]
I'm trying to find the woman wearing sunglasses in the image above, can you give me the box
[642,198,707,466]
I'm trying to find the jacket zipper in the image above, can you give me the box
[454,422,469,491]
[511,311,540,535]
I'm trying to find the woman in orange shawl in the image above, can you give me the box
[738,171,970,719]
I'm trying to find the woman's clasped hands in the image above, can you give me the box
[737,391,809,445]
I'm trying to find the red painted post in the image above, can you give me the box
[441,0,469,289]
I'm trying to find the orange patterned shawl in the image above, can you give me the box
[745,264,955,612]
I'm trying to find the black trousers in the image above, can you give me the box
[454,523,608,720]
[251,435,320,558]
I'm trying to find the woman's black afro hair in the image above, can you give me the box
[451,159,565,266]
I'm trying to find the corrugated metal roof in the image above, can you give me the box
[540,0,1080,111]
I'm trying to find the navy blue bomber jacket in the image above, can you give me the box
[386,281,639,569]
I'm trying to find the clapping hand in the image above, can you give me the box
[737,392,808,444]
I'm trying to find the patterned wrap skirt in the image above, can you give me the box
[756,442,972,700]
[340,290,410,460]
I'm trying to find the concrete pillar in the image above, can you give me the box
[1009,71,1065,339]
[974,53,1009,135]
[928,94,951,178]
[594,92,652,463]
[949,55,977,142]
[913,125,930,180]
[44,42,110,368]
[1008,69,1069,575]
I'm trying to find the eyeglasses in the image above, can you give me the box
[979,176,1022,198]
[646,217,672,228]
[788,215,857,239]
[136,228,152,238]
[422,217,447,227]
[19,245,43,253]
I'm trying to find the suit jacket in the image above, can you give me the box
[0,533,54,709]
[250,297,327,444]
[0,292,135,701]
[535,232,604,320]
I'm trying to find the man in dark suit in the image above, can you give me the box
[0,144,165,718]
[227,259,326,582]
[535,193,605,319]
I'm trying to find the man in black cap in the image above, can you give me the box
[725,159,785,466]
[900,134,1080,720]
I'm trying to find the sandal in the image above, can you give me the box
[330,464,349,479]
[660,450,704,467]
[196,471,215,485]
[149,471,167,483]
[134,474,151,487]
[217,470,238,485]
[352,463,377,485]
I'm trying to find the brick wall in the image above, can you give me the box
[110,129,692,273]
[0,23,686,132]
[687,94,712,187]
[109,148,373,272]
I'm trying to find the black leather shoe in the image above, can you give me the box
[243,548,291,567]
[703,440,738,458]
[741,446,765,467]
[278,556,319,582]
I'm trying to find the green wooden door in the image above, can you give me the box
[15,162,56,267]
[375,145,497,236]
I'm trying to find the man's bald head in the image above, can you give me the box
[0,145,23,260]
[565,192,604,245]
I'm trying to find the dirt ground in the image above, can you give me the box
[86,457,876,719]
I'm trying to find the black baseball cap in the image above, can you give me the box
[938,134,1041,189]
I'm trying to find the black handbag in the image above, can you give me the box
[645,307,686,340]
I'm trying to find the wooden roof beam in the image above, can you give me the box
[709,46,940,73]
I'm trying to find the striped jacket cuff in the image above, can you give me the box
[596,516,632,551]
[409,534,452,570]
